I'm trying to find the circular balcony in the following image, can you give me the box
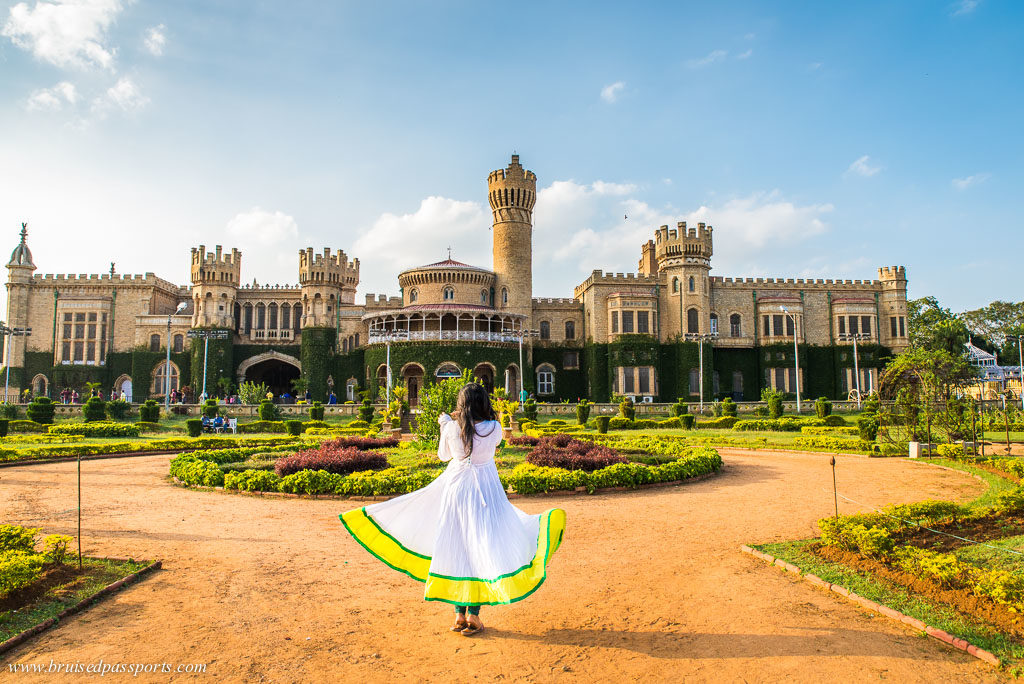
[363,304,526,345]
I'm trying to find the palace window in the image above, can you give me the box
[539,321,551,340]
[786,315,794,337]
[621,311,634,333]
[637,311,649,334]
[709,313,718,336]
[480,289,488,305]
[501,287,508,305]
[764,367,804,394]
[410,289,419,303]
[563,351,579,369]
[281,303,291,329]
[730,313,741,338]
[173,334,184,353]
[149,334,161,352]
[773,315,784,336]
[153,361,179,395]
[611,311,618,333]
[687,308,699,334]
[443,286,455,301]
[688,276,695,293]
[672,277,679,293]
[689,368,699,395]
[269,303,278,329]
[861,316,871,336]
[613,366,657,396]
[565,320,575,340]
[537,364,555,395]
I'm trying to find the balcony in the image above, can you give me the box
[368,329,521,344]
[248,329,294,342]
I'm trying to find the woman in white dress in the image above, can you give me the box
[340,383,566,636]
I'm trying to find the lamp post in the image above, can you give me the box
[839,332,870,409]
[781,307,801,413]
[504,326,538,403]
[0,323,32,403]
[186,328,230,403]
[1008,334,1024,411]
[686,332,718,413]
[164,302,188,409]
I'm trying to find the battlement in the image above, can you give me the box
[573,269,661,297]
[710,276,881,288]
[488,154,537,214]
[532,297,580,307]
[299,247,360,287]
[364,293,403,307]
[878,265,907,282]
[191,245,241,285]
[34,272,180,291]
[237,284,301,292]
[487,154,538,185]
[653,221,713,264]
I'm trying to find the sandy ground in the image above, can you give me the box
[0,449,1005,683]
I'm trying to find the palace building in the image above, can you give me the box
[1,155,909,404]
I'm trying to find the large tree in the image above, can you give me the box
[907,296,971,354]
[961,300,1024,361]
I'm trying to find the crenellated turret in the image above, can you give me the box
[190,245,240,328]
[489,154,536,322]
[299,248,359,327]
[652,222,714,338]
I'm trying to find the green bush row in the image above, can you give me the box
[733,417,828,432]
[48,422,141,438]
[800,426,859,436]
[792,436,872,452]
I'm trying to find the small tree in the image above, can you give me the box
[575,400,591,425]
[238,381,270,405]
[720,397,738,417]
[216,376,233,398]
[26,396,55,424]
[139,399,161,423]
[522,397,538,423]
[83,396,106,422]
[619,397,635,421]
[416,369,473,443]
[814,396,832,419]
[106,398,131,420]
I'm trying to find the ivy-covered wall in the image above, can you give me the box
[584,343,609,402]
[300,327,336,400]
[190,330,233,396]
[711,347,760,401]
[532,346,587,402]
[362,342,523,400]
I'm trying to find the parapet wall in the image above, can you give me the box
[32,272,181,291]
[710,276,881,288]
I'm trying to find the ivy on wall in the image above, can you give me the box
[532,346,587,402]
[362,342,522,400]
[585,343,609,402]
[300,327,336,400]
[189,329,233,396]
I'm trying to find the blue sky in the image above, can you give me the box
[1,0,1020,314]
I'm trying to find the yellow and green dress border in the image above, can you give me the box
[339,507,566,606]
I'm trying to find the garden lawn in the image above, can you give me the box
[0,557,148,643]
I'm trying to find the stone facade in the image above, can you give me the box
[1,155,908,404]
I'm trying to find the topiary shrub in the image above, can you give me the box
[358,397,375,423]
[83,397,106,422]
[202,399,219,418]
[575,400,591,425]
[285,420,304,436]
[523,398,538,423]
[309,401,325,421]
[619,398,635,421]
[595,416,610,434]
[25,397,55,424]
[768,395,783,419]
[0,402,19,420]
[814,396,832,419]
[679,415,696,430]
[858,414,879,442]
[823,415,847,427]
[139,399,161,423]
[258,399,279,421]
[0,419,8,437]
[106,398,131,421]
[720,397,737,417]
[185,418,203,438]
[670,402,688,417]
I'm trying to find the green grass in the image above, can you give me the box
[755,539,1024,665]
[0,557,149,642]
[955,534,1024,574]
[922,457,1020,509]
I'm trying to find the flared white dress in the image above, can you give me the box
[340,416,566,606]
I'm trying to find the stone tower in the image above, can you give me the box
[488,155,536,322]
[299,248,359,328]
[190,245,241,328]
[654,222,714,338]
[878,265,909,350]
[3,224,36,380]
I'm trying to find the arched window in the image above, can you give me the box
[342,338,349,352]
[672,277,679,293]
[31,374,47,398]
[730,313,741,338]
[443,286,455,301]
[244,304,253,333]
[501,287,508,305]
[709,313,718,335]
[268,303,278,329]
[149,334,161,352]
[154,361,179,395]
[565,320,575,340]
[281,303,291,330]
[233,302,241,332]
[435,363,461,378]
[539,321,550,340]
[256,303,266,329]
[354,333,359,347]
[687,308,699,334]
[732,370,744,394]
[537,364,555,395]
[173,334,184,353]
[480,289,488,304]
[688,276,695,292]
[410,288,418,303]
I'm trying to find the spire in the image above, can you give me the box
[8,222,35,269]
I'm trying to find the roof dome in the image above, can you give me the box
[8,223,35,269]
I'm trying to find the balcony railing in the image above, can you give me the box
[368,330,520,344]
[249,329,294,342]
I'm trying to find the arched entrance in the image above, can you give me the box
[245,360,301,399]
[473,363,495,393]
[505,364,520,399]
[402,364,424,405]
[113,374,133,402]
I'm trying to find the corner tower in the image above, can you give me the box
[878,265,909,351]
[299,248,359,328]
[489,154,536,321]
[4,224,36,384]
[190,245,241,328]
[654,222,713,338]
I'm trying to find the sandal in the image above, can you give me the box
[460,624,484,637]
[450,620,469,633]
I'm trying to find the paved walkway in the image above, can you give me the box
[0,449,1003,682]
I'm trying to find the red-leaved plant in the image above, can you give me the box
[275,445,389,477]
[525,436,627,472]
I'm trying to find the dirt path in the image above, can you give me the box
[0,449,1004,682]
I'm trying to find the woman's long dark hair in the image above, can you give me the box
[453,383,498,457]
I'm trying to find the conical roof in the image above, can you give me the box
[8,223,34,269]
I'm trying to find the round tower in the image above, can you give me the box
[4,224,36,386]
[654,221,714,338]
[878,265,909,351]
[190,245,241,328]
[488,154,536,322]
[299,247,359,328]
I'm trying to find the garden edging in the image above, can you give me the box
[0,449,199,469]
[170,469,718,501]
[0,560,162,658]
[738,545,1000,667]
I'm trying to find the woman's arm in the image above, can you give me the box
[437,413,454,462]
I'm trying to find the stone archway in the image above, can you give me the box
[473,362,495,393]
[401,363,424,405]
[237,351,302,399]
[113,374,133,402]
[237,351,302,380]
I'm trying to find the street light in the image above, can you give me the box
[503,326,538,403]
[1008,334,1024,411]
[0,323,32,403]
[780,307,802,413]
[164,302,188,409]
[839,332,871,409]
[685,332,718,413]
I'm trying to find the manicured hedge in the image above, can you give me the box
[733,418,825,432]
[800,426,859,436]
[696,417,740,429]
[8,420,47,434]
[48,422,141,438]
[793,436,872,452]
[275,446,389,477]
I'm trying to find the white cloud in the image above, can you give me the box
[143,23,165,56]
[2,0,124,70]
[686,49,727,69]
[846,155,881,177]
[591,180,637,196]
[951,0,980,16]
[952,173,990,190]
[352,196,490,295]
[600,81,625,103]
[227,208,300,245]
[25,80,77,111]
[92,76,148,114]
[735,49,753,60]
